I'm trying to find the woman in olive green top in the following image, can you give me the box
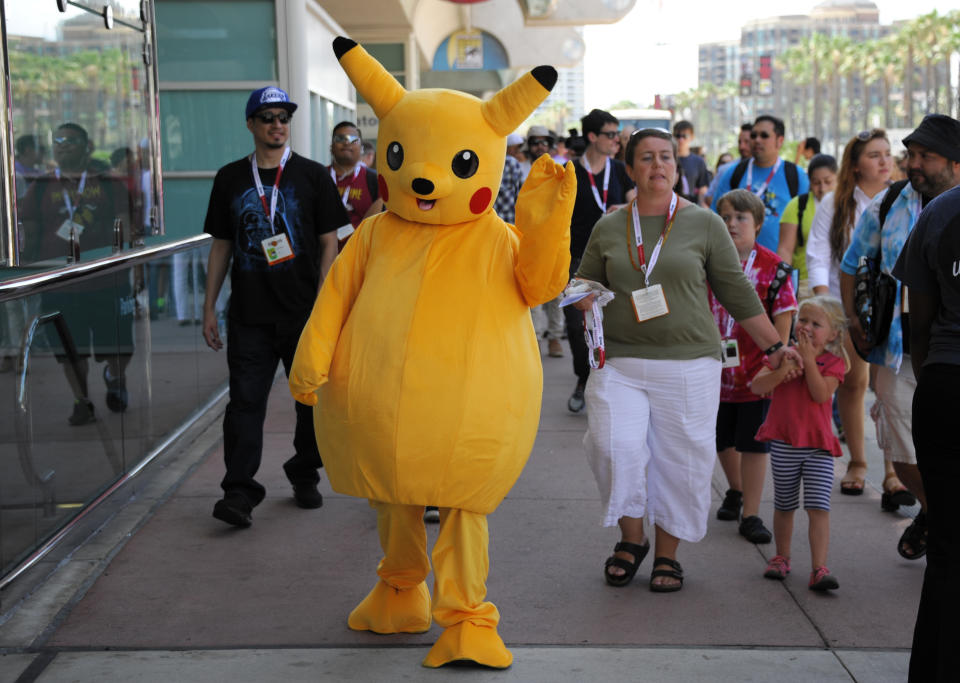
[573,129,802,591]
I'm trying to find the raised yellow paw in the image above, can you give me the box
[422,621,512,669]
[347,580,431,634]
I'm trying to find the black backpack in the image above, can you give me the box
[729,158,800,198]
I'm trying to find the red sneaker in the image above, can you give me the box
[764,555,791,580]
[808,566,839,591]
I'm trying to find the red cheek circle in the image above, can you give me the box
[378,174,389,203]
[469,187,493,214]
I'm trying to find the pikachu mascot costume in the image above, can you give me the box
[289,37,575,668]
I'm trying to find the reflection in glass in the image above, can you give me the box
[0,247,230,578]
[7,3,154,270]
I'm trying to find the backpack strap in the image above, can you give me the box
[784,161,799,197]
[365,166,379,199]
[796,192,810,247]
[879,179,909,228]
[766,261,793,319]
[728,159,750,190]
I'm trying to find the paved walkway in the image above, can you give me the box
[0,340,922,682]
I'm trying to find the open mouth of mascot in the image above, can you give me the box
[417,198,436,211]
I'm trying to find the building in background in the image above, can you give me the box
[690,0,946,157]
[0,0,634,589]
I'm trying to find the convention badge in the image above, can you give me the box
[56,219,85,241]
[630,283,669,322]
[261,232,295,265]
[721,338,741,368]
[336,223,355,241]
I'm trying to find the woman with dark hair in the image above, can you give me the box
[572,128,801,591]
[778,154,838,300]
[806,130,896,496]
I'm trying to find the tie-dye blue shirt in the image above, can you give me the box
[840,182,922,371]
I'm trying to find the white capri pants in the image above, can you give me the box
[584,355,721,542]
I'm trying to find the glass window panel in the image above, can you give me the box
[160,91,252,172]
[6,4,156,271]
[156,0,276,82]
[158,178,215,241]
[365,43,405,73]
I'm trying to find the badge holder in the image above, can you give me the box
[630,284,669,323]
[721,338,740,368]
[262,233,295,265]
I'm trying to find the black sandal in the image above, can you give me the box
[898,511,928,560]
[604,540,650,587]
[649,556,684,593]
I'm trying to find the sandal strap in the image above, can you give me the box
[652,556,682,573]
[614,541,649,562]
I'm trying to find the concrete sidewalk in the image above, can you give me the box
[0,339,921,682]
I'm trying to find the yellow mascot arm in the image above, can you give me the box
[288,220,371,405]
[510,154,575,308]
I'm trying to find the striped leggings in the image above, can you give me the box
[769,441,835,511]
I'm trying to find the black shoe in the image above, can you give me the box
[739,515,772,544]
[213,497,252,528]
[103,366,128,413]
[567,382,586,413]
[292,483,323,509]
[68,398,96,426]
[423,505,440,523]
[717,489,743,521]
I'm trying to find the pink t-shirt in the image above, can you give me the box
[708,244,797,403]
[754,351,846,456]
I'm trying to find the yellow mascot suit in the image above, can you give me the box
[289,37,575,668]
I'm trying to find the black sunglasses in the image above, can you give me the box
[597,131,619,140]
[255,112,291,125]
[750,131,773,139]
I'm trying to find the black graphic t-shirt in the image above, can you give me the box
[204,152,347,324]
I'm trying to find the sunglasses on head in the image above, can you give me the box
[333,133,360,144]
[255,112,291,125]
[750,130,773,139]
[856,129,882,142]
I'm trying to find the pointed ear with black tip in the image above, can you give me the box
[331,38,406,119]
[480,66,557,137]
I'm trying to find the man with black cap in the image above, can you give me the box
[202,86,346,527]
[890,115,960,682]
[839,114,960,564]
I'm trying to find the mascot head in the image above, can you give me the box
[333,37,557,225]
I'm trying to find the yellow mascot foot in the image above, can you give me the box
[422,622,513,669]
[347,580,432,634]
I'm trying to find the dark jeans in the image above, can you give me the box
[221,316,321,507]
[564,256,589,385]
[909,363,960,682]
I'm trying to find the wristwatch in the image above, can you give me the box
[763,341,784,356]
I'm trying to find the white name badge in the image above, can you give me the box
[721,338,741,368]
[335,223,355,241]
[261,233,295,265]
[56,219,85,241]
[630,284,669,322]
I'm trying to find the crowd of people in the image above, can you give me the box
[545,106,960,681]
[192,80,955,679]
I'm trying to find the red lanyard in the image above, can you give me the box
[582,156,610,211]
[629,193,679,285]
[251,146,291,232]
